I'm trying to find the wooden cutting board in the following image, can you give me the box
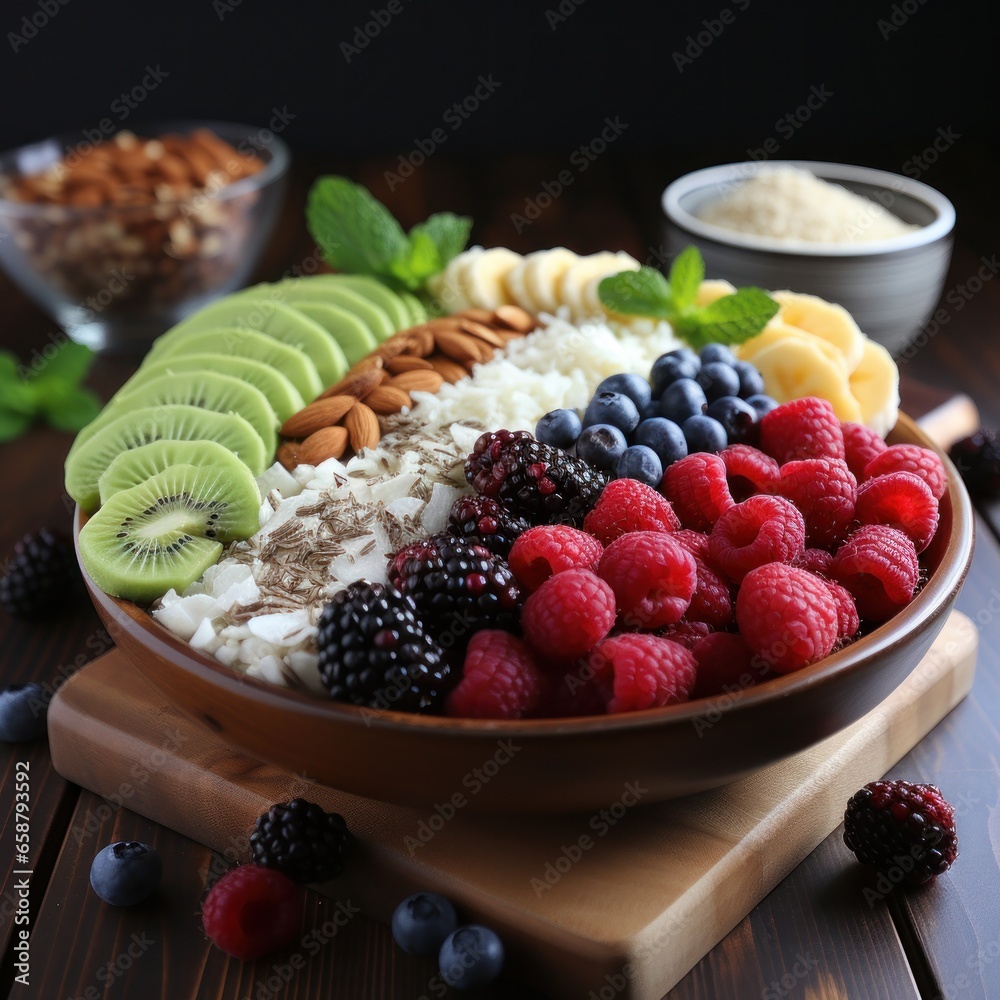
[48,611,977,1000]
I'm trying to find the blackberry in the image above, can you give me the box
[843,779,958,885]
[389,534,522,641]
[950,429,1000,497]
[448,495,530,559]
[464,429,608,526]
[317,582,450,714]
[1,528,80,618]
[250,798,352,884]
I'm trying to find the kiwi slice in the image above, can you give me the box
[324,275,412,329]
[99,439,253,505]
[265,280,395,341]
[79,462,260,603]
[290,301,377,365]
[154,299,348,385]
[66,404,266,513]
[399,291,428,326]
[145,328,323,400]
[120,353,304,424]
[73,371,279,457]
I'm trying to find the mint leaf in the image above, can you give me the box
[598,267,673,318]
[388,228,442,289]
[28,340,94,387]
[38,383,101,432]
[2,379,37,416]
[667,246,704,311]
[307,176,409,277]
[411,212,472,268]
[0,408,32,442]
[678,288,780,349]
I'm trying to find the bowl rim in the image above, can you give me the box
[78,412,976,740]
[662,160,956,257]
[0,119,290,219]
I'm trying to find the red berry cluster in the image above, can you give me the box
[445,397,948,720]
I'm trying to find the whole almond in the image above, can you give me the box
[435,328,492,365]
[280,395,355,437]
[386,354,434,374]
[426,356,469,384]
[343,402,381,452]
[388,369,445,393]
[407,327,436,356]
[299,426,349,464]
[277,441,301,471]
[376,334,415,360]
[318,366,384,401]
[458,318,505,348]
[493,304,536,333]
[456,307,495,324]
[366,385,413,414]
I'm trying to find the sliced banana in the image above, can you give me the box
[503,255,534,312]
[849,338,900,437]
[771,291,866,373]
[430,249,478,313]
[738,321,850,378]
[561,251,640,319]
[459,247,522,311]
[522,248,579,314]
[750,337,863,423]
[695,279,737,307]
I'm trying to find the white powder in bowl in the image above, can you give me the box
[697,166,919,244]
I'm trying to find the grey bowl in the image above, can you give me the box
[662,161,955,355]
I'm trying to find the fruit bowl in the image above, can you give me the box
[74,412,973,814]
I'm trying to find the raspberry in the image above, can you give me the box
[685,555,734,628]
[824,579,860,641]
[690,632,756,700]
[844,779,958,884]
[447,495,530,558]
[589,634,696,713]
[842,422,888,480]
[446,631,545,719]
[831,525,919,622]
[598,531,697,629]
[855,471,939,553]
[465,429,607,526]
[582,478,679,544]
[708,495,806,584]
[759,397,845,464]
[202,865,303,960]
[736,563,839,673]
[720,444,780,501]
[508,525,603,592]
[864,444,948,500]
[661,453,734,532]
[250,800,352,884]
[791,547,834,577]
[521,569,616,659]
[672,528,711,561]
[773,458,857,549]
[544,663,609,717]
[658,619,714,648]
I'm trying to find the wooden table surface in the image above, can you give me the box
[2,154,1000,1000]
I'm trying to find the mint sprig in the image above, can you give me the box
[599,247,778,350]
[306,176,471,293]
[0,340,100,442]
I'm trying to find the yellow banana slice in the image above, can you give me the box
[750,337,862,423]
[695,279,737,307]
[770,290,866,373]
[738,321,850,378]
[503,255,534,312]
[561,251,640,318]
[430,250,477,313]
[849,338,900,437]
[522,248,579,314]
[459,247,522,310]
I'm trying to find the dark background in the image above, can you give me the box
[0,0,996,250]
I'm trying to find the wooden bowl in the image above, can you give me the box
[75,413,974,813]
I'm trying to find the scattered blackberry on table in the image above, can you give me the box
[948,429,1000,496]
[317,582,451,714]
[389,533,522,638]
[89,841,162,907]
[843,779,958,884]
[250,798,352,884]
[465,429,608,526]
[1,528,80,618]
[447,495,530,559]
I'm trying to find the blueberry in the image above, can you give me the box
[439,925,505,990]
[392,892,458,957]
[706,395,759,444]
[577,424,628,471]
[583,391,640,435]
[616,446,663,487]
[695,362,741,402]
[733,360,766,399]
[89,841,162,906]
[595,373,652,412]
[746,393,780,418]
[0,683,47,742]
[699,343,738,367]
[639,397,661,423]
[682,414,728,453]
[634,417,688,468]
[650,349,701,395]
[535,408,582,449]
[659,378,707,423]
